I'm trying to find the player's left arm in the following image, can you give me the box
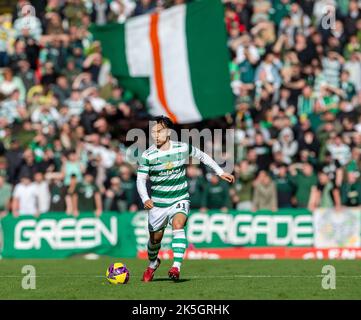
[188,144,235,183]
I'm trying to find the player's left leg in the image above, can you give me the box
[168,213,188,280]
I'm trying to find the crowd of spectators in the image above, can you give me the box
[228,0,361,212]
[0,0,360,218]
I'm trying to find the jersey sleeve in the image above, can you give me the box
[137,153,150,176]
[136,152,150,204]
[188,144,224,176]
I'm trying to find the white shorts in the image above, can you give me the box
[148,200,190,232]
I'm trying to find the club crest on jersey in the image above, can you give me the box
[165,161,174,170]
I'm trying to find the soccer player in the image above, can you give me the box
[137,116,235,281]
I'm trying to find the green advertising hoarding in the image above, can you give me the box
[0,210,314,259]
[0,212,137,258]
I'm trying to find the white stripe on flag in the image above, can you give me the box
[125,14,151,77]
[126,13,169,118]
[147,69,169,118]
[125,5,202,123]
[157,5,202,123]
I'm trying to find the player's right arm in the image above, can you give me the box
[136,153,154,210]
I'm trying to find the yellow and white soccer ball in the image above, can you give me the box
[106,262,130,284]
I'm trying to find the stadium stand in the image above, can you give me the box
[0,0,360,219]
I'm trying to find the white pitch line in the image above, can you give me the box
[1,274,361,279]
[186,275,361,279]
[0,275,105,278]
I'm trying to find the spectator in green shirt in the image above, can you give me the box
[230,160,255,211]
[346,147,361,175]
[104,176,128,212]
[339,70,356,101]
[269,0,291,26]
[201,175,231,213]
[289,163,318,208]
[308,172,342,211]
[72,172,102,217]
[341,171,361,207]
[47,173,69,212]
[0,175,12,217]
[29,133,52,163]
[297,85,315,118]
[119,164,138,211]
[272,163,294,208]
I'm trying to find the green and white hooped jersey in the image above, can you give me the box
[137,141,224,208]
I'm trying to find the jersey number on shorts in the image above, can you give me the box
[176,202,187,211]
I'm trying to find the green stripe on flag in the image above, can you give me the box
[90,23,150,101]
[90,23,129,75]
[186,1,233,119]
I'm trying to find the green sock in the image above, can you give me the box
[148,240,161,266]
[172,229,187,270]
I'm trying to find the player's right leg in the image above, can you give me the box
[142,206,168,282]
[142,230,164,282]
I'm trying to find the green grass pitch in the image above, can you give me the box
[0,258,360,299]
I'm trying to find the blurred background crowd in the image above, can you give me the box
[0,0,360,218]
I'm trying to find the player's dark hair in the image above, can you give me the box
[153,115,174,129]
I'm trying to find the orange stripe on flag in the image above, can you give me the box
[149,13,178,124]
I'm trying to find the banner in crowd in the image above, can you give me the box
[1,209,360,259]
[314,208,361,248]
[132,209,314,252]
[90,0,233,124]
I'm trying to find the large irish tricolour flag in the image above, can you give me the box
[91,0,233,124]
